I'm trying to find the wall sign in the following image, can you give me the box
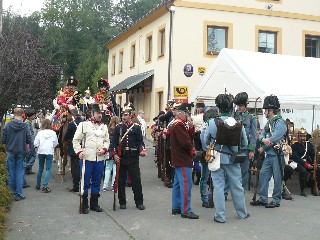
[183,64,193,77]
[174,86,188,98]
[198,66,206,76]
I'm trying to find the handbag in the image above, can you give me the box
[205,143,214,163]
[208,150,220,171]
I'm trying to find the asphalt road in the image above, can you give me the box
[5,138,320,240]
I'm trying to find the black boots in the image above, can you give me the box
[90,193,102,212]
[82,195,89,214]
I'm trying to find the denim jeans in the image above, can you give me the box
[6,153,25,198]
[37,154,53,188]
[103,160,116,189]
[26,144,36,169]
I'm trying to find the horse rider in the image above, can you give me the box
[94,78,118,123]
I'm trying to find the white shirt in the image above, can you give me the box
[137,115,147,137]
[34,129,59,155]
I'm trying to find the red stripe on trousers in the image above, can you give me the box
[182,167,188,214]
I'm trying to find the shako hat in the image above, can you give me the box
[234,92,249,106]
[263,95,280,109]
[67,76,78,86]
[215,94,234,113]
[298,128,308,136]
[98,78,110,89]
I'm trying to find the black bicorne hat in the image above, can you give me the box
[91,103,104,113]
[263,95,280,109]
[215,94,234,113]
[178,102,194,113]
[67,76,78,86]
[234,92,249,106]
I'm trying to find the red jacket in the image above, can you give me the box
[170,119,194,168]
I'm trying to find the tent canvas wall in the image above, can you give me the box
[191,48,320,132]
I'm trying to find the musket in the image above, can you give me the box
[162,122,167,187]
[114,128,122,211]
[157,124,162,179]
[79,124,86,214]
[312,144,319,196]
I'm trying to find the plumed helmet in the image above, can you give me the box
[122,102,134,114]
[173,99,183,109]
[25,108,36,117]
[67,76,78,86]
[215,94,234,113]
[195,99,205,109]
[167,99,175,107]
[178,102,194,113]
[98,78,110,89]
[263,95,280,109]
[84,87,91,94]
[298,128,308,137]
[234,92,249,106]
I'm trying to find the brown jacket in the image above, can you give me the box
[170,119,193,168]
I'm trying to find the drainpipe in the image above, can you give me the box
[167,6,175,101]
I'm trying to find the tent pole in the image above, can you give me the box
[312,105,315,132]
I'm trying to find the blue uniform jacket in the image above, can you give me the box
[204,115,248,164]
[234,111,257,152]
[259,116,287,156]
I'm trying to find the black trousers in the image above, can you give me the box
[70,155,80,189]
[118,161,143,206]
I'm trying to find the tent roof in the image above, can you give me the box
[191,48,320,110]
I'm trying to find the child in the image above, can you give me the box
[34,119,58,193]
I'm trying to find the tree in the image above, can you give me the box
[0,12,58,120]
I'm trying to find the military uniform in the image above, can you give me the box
[251,95,287,208]
[111,118,145,209]
[205,94,249,223]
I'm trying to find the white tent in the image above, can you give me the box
[191,48,320,131]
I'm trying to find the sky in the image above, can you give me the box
[3,0,45,16]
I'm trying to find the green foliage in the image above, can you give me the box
[91,62,108,93]
[0,184,12,210]
[0,206,8,240]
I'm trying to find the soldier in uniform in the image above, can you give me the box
[233,92,257,189]
[171,103,199,219]
[205,94,249,223]
[290,128,320,196]
[111,104,147,210]
[57,76,81,115]
[81,88,95,119]
[73,103,110,214]
[94,78,118,124]
[251,95,287,208]
[24,108,37,176]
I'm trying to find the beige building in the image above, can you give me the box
[107,0,320,123]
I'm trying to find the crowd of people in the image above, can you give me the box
[1,76,320,223]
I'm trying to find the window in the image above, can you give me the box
[158,28,165,57]
[111,54,116,75]
[305,35,320,58]
[258,31,277,54]
[119,50,123,73]
[207,26,228,54]
[146,34,153,62]
[130,43,136,67]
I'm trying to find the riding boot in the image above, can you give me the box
[90,193,102,212]
[82,195,89,214]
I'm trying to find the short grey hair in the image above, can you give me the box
[138,110,145,114]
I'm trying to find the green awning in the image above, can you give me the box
[110,70,154,92]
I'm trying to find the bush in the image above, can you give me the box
[0,153,5,165]
[0,206,8,240]
[0,165,7,184]
[0,184,12,210]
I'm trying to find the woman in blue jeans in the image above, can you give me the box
[34,119,58,193]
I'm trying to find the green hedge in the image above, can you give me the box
[0,140,12,240]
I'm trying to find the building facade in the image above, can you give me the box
[107,0,320,123]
